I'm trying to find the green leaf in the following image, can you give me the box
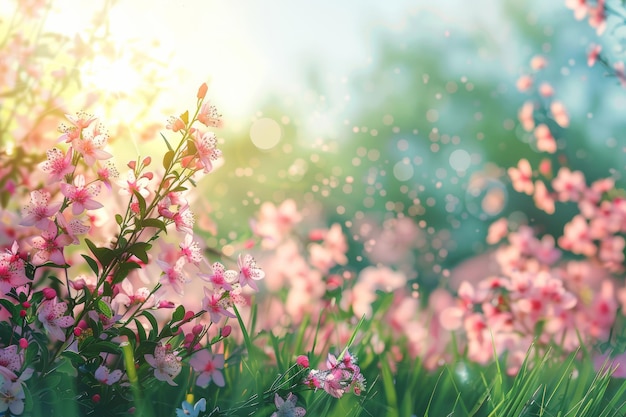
[180,110,189,125]
[96,299,113,318]
[115,214,123,225]
[171,305,185,323]
[128,242,152,264]
[160,132,173,151]
[84,238,115,269]
[141,311,159,339]
[81,254,99,275]
[0,299,17,319]
[133,190,147,219]
[81,341,120,355]
[163,150,175,170]
[112,261,141,284]
[139,218,167,233]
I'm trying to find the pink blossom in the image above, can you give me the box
[38,298,74,342]
[65,111,97,130]
[486,218,508,245]
[550,101,569,128]
[38,148,73,183]
[179,234,203,264]
[0,346,21,381]
[166,116,185,132]
[588,44,602,67]
[538,83,554,97]
[189,350,225,387]
[530,55,547,70]
[60,174,103,215]
[533,181,555,214]
[0,242,28,294]
[118,170,150,199]
[144,344,181,386]
[29,222,73,265]
[201,287,236,323]
[534,124,557,153]
[56,211,90,245]
[199,262,236,291]
[508,159,534,195]
[588,0,606,35]
[552,167,586,202]
[252,199,302,248]
[558,215,596,257]
[237,254,265,291]
[20,190,62,230]
[197,101,223,128]
[565,0,587,19]
[96,161,119,191]
[518,101,535,131]
[172,204,194,235]
[516,75,533,92]
[73,130,112,166]
[192,130,222,173]
[271,393,306,417]
[95,365,123,385]
[157,258,188,296]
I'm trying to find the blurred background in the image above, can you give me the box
[4,0,626,294]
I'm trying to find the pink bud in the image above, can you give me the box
[19,338,28,349]
[221,325,232,338]
[78,319,89,329]
[142,156,151,166]
[42,288,56,300]
[127,160,136,170]
[158,301,175,309]
[184,333,195,343]
[192,324,204,335]
[73,328,82,337]
[308,229,326,241]
[296,355,310,368]
[183,311,195,322]
[19,310,26,318]
[142,172,154,180]
[197,82,208,99]
[21,301,30,308]
[92,394,101,403]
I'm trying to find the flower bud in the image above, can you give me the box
[296,355,310,368]
[142,156,151,167]
[21,301,30,308]
[19,338,28,349]
[221,325,232,338]
[74,327,82,337]
[192,324,204,335]
[127,160,136,170]
[19,310,26,318]
[183,311,195,322]
[92,394,101,403]
[197,82,208,99]
[42,288,56,300]
[158,300,175,309]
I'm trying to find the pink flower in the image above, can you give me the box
[95,365,123,385]
[29,222,73,266]
[192,131,222,173]
[534,124,557,153]
[73,130,113,166]
[157,258,188,296]
[38,298,74,342]
[179,234,203,264]
[201,288,236,323]
[588,0,606,35]
[550,101,569,128]
[530,55,547,70]
[118,170,150,199]
[565,0,587,20]
[558,215,596,257]
[173,204,194,235]
[60,174,103,215]
[144,344,181,386]
[516,75,533,92]
[270,393,306,417]
[533,181,555,214]
[20,190,62,230]
[166,116,185,132]
[486,218,508,245]
[189,350,225,387]
[199,262,236,291]
[0,242,28,294]
[552,167,586,202]
[588,44,602,67]
[508,159,534,195]
[0,345,22,381]
[253,199,303,248]
[38,148,73,183]
[237,254,265,291]
[65,111,97,130]
[197,101,223,128]
[518,101,535,131]
[539,82,554,97]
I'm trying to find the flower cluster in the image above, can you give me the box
[303,351,366,398]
